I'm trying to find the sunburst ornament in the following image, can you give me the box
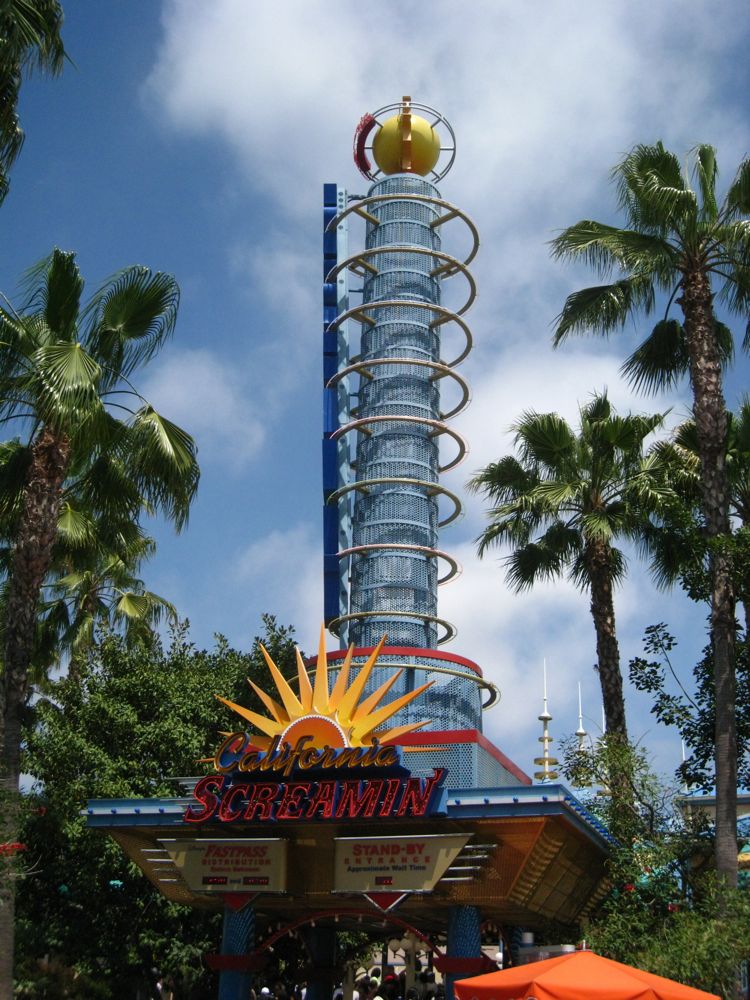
[216,628,433,750]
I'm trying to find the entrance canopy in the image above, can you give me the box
[454,951,719,1000]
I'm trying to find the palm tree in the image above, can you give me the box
[550,143,750,885]
[43,517,177,679]
[650,400,750,634]
[0,508,175,689]
[0,248,199,992]
[0,0,66,203]
[469,392,668,739]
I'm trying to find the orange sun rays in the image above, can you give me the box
[215,626,433,750]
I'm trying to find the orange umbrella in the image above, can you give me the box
[454,950,720,1000]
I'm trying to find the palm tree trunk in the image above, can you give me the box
[679,269,737,888]
[0,426,70,994]
[585,539,628,738]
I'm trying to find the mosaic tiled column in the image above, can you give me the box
[218,903,255,1000]
[446,905,481,1000]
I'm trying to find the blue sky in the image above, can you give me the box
[3,0,749,780]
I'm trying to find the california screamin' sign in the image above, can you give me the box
[184,734,446,824]
[185,633,446,825]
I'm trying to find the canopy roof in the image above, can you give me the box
[454,950,719,1000]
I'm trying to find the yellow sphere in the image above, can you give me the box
[372,113,441,176]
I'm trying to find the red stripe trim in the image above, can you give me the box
[395,729,532,786]
[312,646,484,678]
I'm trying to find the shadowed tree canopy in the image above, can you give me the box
[15,617,298,997]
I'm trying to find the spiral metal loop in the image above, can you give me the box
[327,174,477,652]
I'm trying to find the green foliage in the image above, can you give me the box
[563,738,750,999]
[562,736,672,843]
[552,142,750,366]
[469,391,675,738]
[14,615,299,997]
[0,0,66,204]
[629,626,750,791]
[586,864,750,1000]
[469,391,671,592]
[644,402,750,616]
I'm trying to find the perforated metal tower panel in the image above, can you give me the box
[351,175,444,649]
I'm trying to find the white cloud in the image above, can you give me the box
[141,0,747,777]
[140,347,266,471]
[148,0,747,219]
[232,523,323,644]
[228,232,319,396]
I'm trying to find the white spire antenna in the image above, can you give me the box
[575,681,588,752]
[534,658,558,783]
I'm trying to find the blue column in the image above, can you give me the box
[446,905,481,1000]
[218,903,255,1000]
[302,925,337,1000]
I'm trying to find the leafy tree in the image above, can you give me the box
[0,0,66,203]
[629,625,750,795]
[0,248,200,994]
[551,142,750,885]
[14,615,299,997]
[469,391,670,740]
[562,737,750,1000]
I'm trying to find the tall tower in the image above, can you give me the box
[322,99,521,788]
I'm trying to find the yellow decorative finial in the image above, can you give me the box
[372,95,441,177]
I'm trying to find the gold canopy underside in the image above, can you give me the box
[109,811,608,933]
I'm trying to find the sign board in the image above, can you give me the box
[333,833,470,892]
[159,838,287,894]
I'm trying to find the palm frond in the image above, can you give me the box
[126,406,199,531]
[553,275,655,344]
[56,501,96,548]
[732,398,750,453]
[581,391,612,424]
[0,0,64,204]
[514,411,576,469]
[531,480,580,507]
[84,268,180,382]
[114,588,176,625]
[3,0,66,74]
[0,438,30,527]
[692,144,718,222]
[725,157,750,216]
[717,258,750,330]
[615,142,696,231]
[571,543,626,589]
[31,341,102,428]
[468,455,538,503]
[71,444,145,521]
[621,319,687,394]
[506,521,582,591]
[615,411,666,447]
[42,248,84,339]
[580,510,617,542]
[550,221,675,279]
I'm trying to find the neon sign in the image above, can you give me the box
[184,768,446,824]
[184,629,444,825]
